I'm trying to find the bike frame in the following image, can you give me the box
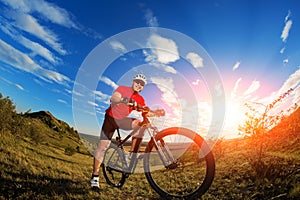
[111,112,177,174]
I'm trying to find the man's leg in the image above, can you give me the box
[93,139,111,175]
[91,139,111,190]
[130,120,144,153]
[130,137,143,153]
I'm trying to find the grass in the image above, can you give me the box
[1,95,300,199]
[2,126,299,199]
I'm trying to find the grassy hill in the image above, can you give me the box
[0,95,91,199]
[0,93,300,199]
[209,108,300,199]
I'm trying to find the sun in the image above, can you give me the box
[223,100,246,138]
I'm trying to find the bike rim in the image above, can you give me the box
[144,127,215,199]
[102,146,127,187]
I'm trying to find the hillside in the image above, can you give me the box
[0,94,91,199]
[0,93,300,199]
[267,107,300,152]
[26,110,77,136]
[209,108,300,199]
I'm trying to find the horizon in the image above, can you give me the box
[0,0,300,139]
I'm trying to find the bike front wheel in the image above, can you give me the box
[143,127,215,199]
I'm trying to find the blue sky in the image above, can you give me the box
[0,0,299,138]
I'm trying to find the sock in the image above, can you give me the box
[92,174,99,178]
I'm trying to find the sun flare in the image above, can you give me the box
[223,100,246,138]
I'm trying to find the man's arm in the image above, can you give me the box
[110,92,122,104]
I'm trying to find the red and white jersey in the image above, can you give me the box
[106,86,145,119]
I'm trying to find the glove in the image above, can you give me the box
[128,98,138,108]
[121,97,129,104]
[142,106,150,113]
[154,109,165,117]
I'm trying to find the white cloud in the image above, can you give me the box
[0,0,86,56]
[281,11,292,43]
[0,0,101,64]
[99,76,118,89]
[21,36,60,64]
[94,90,111,105]
[0,77,25,91]
[15,84,24,91]
[0,77,12,85]
[0,18,60,64]
[150,77,177,105]
[232,61,241,71]
[146,34,180,64]
[231,78,242,98]
[294,85,300,104]
[109,40,127,54]
[278,66,300,95]
[143,34,179,74]
[285,10,291,22]
[0,39,70,85]
[144,8,159,27]
[150,77,180,121]
[164,65,177,74]
[88,101,99,107]
[58,99,67,104]
[186,52,204,68]
[281,20,292,42]
[214,81,223,97]
[143,50,177,74]
[1,0,78,29]
[6,11,67,55]
[192,79,201,86]
[244,80,260,96]
[66,88,84,97]
[38,68,70,84]
[254,67,300,117]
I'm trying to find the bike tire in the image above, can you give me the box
[143,127,215,199]
[102,145,127,188]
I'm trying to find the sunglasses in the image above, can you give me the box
[134,79,145,86]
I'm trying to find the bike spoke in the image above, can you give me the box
[102,145,127,188]
[144,127,215,199]
[148,147,206,195]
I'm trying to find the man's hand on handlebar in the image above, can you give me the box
[120,97,129,104]
[120,97,138,108]
[120,97,165,117]
[150,109,165,117]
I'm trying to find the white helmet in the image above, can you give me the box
[133,73,147,85]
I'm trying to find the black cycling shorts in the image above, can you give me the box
[100,114,135,140]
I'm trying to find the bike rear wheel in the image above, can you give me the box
[102,145,127,188]
[143,127,215,199]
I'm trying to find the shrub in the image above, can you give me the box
[0,93,29,136]
[29,125,44,144]
[239,88,294,178]
[0,93,16,133]
[64,146,76,156]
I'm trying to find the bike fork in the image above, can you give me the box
[152,137,177,168]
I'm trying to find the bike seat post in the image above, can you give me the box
[116,128,121,138]
[116,128,122,147]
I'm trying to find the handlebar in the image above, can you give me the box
[132,104,165,117]
[120,97,165,117]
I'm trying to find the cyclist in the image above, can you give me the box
[90,73,149,190]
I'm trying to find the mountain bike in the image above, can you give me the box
[102,105,215,199]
